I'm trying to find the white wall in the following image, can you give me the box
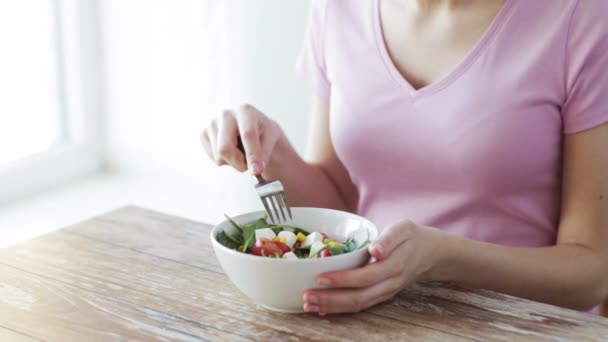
[100,0,312,224]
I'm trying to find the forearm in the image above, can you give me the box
[262,134,349,211]
[430,235,608,310]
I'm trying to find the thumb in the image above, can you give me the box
[235,104,264,175]
[368,220,415,260]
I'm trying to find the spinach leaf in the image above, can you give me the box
[293,249,308,258]
[242,234,255,252]
[217,230,240,250]
[224,230,243,245]
[224,214,243,233]
[240,217,271,252]
[269,224,310,236]
[222,214,245,249]
[242,217,272,230]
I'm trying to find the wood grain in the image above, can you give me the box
[1,205,607,341]
[0,263,250,341]
[0,231,462,341]
[0,326,39,342]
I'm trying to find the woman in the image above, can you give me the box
[201,0,608,315]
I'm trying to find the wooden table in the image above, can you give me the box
[1,206,607,341]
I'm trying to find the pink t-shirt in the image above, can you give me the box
[296,0,608,247]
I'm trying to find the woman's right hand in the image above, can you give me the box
[201,104,284,175]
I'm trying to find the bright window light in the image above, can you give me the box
[0,1,63,166]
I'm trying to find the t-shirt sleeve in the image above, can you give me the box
[562,0,608,134]
[295,0,331,102]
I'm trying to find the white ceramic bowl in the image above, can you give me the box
[210,207,378,313]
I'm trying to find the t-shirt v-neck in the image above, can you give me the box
[373,0,515,100]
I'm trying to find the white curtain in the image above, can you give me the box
[96,1,312,223]
[201,0,252,111]
[195,0,312,221]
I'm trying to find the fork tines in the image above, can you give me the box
[255,181,292,224]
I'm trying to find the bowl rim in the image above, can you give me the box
[210,207,378,263]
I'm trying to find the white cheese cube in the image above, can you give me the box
[309,241,326,257]
[255,228,276,241]
[278,231,297,248]
[282,251,298,260]
[302,232,324,248]
[347,227,369,247]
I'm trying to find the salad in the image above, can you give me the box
[217,214,370,259]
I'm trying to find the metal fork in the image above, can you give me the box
[237,137,292,223]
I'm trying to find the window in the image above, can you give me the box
[0,0,103,204]
[0,1,63,166]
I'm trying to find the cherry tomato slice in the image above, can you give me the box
[320,248,332,258]
[259,240,288,257]
[252,238,268,256]
[263,243,282,257]
[273,241,292,254]
[252,239,293,257]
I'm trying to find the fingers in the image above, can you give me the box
[303,276,403,314]
[302,220,435,315]
[317,257,393,289]
[202,119,227,166]
[201,103,277,173]
[216,110,246,172]
[369,220,415,260]
[235,104,264,175]
[200,129,214,162]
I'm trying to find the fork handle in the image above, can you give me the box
[237,136,266,182]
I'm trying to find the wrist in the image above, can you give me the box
[423,229,458,282]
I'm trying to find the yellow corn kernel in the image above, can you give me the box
[328,241,341,248]
[272,237,287,244]
[323,238,330,243]
[296,232,306,242]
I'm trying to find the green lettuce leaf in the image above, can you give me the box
[217,230,239,250]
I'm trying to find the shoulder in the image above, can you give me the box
[568,0,608,38]
[571,0,608,19]
[566,0,608,65]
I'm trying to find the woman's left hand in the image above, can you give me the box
[302,220,447,315]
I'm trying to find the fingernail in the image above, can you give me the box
[304,303,320,312]
[249,161,262,175]
[304,294,319,304]
[317,277,331,286]
[370,243,384,258]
